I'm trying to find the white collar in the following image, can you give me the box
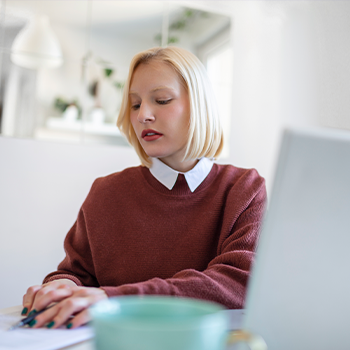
[149,157,214,192]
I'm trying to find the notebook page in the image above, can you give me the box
[0,306,93,350]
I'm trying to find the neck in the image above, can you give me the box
[158,158,199,173]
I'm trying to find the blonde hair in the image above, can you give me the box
[117,46,224,168]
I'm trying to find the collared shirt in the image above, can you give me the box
[149,157,214,192]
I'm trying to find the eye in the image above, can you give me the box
[131,103,140,110]
[157,99,171,105]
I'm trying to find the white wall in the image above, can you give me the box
[187,1,350,194]
[0,137,139,308]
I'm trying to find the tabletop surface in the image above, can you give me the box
[1,305,244,350]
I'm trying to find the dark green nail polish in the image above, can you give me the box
[21,307,28,315]
[66,323,73,329]
[28,309,37,317]
[46,321,55,329]
[29,319,37,327]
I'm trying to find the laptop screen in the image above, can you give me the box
[243,127,350,350]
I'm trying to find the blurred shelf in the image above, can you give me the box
[46,117,121,136]
[34,117,129,146]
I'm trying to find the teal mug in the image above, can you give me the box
[89,296,266,350]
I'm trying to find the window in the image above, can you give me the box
[198,25,233,159]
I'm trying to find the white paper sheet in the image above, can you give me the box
[0,306,94,350]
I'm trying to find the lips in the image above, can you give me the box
[141,129,163,141]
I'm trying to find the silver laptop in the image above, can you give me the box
[242,127,350,350]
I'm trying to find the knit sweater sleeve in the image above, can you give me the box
[43,207,99,287]
[101,172,267,309]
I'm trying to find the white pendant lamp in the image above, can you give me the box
[11,15,63,69]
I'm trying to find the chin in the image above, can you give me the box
[145,152,169,160]
[142,147,169,160]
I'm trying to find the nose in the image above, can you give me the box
[137,103,155,124]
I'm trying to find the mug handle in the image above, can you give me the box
[227,330,267,350]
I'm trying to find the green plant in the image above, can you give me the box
[154,8,210,46]
[53,97,82,118]
[104,68,114,78]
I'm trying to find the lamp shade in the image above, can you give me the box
[11,15,63,69]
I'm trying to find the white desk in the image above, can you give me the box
[1,306,244,350]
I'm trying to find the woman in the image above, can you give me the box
[22,46,267,329]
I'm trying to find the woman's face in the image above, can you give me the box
[129,60,197,172]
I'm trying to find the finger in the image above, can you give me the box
[43,297,91,329]
[66,308,91,329]
[31,287,74,317]
[22,285,42,315]
[25,282,63,315]
[65,289,107,329]
[30,303,60,328]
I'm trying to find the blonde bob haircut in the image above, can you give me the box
[117,46,224,168]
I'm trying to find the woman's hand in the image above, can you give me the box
[22,279,108,329]
[22,279,77,316]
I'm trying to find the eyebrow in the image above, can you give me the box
[129,86,174,95]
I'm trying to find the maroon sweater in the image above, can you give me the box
[44,163,266,309]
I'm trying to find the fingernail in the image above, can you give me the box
[66,323,73,329]
[28,309,37,317]
[29,319,37,327]
[21,307,28,315]
[46,321,55,329]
